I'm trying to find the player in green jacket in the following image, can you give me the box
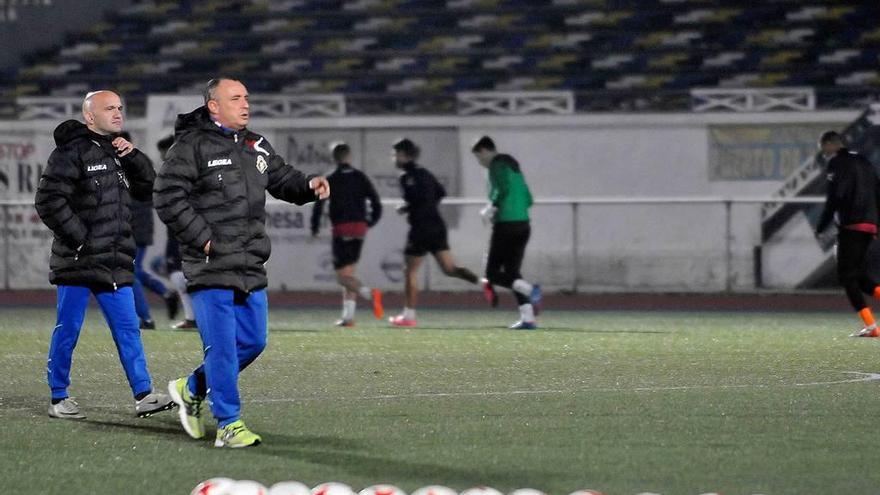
[472,136,542,329]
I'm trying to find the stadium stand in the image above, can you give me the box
[1,0,879,116]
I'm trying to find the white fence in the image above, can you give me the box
[0,196,827,293]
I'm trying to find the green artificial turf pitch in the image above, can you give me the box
[1,307,879,495]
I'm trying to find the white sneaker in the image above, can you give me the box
[135,392,175,418]
[851,326,880,337]
[48,398,85,420]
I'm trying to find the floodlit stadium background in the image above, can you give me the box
[3,2,880,495]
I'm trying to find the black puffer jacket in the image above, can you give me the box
[154,106,317,292]
[130,198,154,246]
[35,120,156,290]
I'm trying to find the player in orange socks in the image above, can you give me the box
[814,131,880,337]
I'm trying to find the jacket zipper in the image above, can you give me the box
[77,178,103,262]
[112,165,127,291]
[239,137,253,291]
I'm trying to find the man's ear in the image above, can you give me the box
[206,99,219,114]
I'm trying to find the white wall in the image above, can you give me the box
[0,107,857,291]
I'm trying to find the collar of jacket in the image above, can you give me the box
[175,106,249,141]
[53,119,115,148]
[212,119,240,136]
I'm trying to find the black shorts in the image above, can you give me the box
[404,226,449,257]
[332,237,364,269]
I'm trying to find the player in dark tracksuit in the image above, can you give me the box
[123,131,178,330]
[471,136,543,329]
[389,138,479,327]
[35,90,173,420]
[311,142,384,326]
[815,131,880,337]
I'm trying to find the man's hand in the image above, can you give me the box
[203,240,211,255]
[309,177,330,200]
[480,203,497,226]
[815,228,835,246]
[112,137,135,157]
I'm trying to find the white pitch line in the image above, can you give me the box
[250,371,880,404]
[793,371,880,386]
[3,372,878,413]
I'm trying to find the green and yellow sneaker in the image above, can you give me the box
[167,377,205,439]
[214,420,262,448]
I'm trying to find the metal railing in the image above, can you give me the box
[0,196,828,292]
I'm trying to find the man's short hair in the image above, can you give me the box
[471,135,496,153]
[820,130,843,145]
[203,77,240,104]
[82,90,112,113]
[331,142,351,163]
[157,135,174,154]
[393,138,419,158]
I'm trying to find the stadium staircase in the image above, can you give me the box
[759,104,880,288]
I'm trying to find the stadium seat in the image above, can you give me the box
[1,0,878,113]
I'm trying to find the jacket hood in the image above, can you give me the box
[53,120,92,147]
[174,106,212,138]
[175,106,244,139]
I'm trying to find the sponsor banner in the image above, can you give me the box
[270,127,459,199]
[0,132,55,287]
[2,204,53,288]
[709,124,834,181]
[266,128,362,178]
[0,131,54,201]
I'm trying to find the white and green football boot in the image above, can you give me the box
[214,420,262,448]
[167,377,205,439]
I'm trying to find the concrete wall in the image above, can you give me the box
[0,107,858,291]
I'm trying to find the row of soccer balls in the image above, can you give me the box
[191,480,751,495]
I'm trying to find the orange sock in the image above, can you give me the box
[859,307,876,328]
[873,286,880,299]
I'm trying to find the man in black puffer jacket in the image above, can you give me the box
[155,78,329,448]
[35,90,174,420]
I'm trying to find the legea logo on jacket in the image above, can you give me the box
[87,163,108,172]
[208,158,232,167]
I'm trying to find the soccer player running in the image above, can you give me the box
[389,138,480,327]
[471,136,543,329]
[155,78,329,447]
[35,90,174,419]
[310,142,384,326]
[815,130,880,337]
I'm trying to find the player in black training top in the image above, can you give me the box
[311,142,384,326]
[815,130,880,337]
[389,138,479,327]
